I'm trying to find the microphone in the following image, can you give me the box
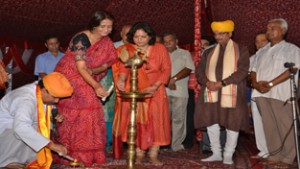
[284,62,295,68]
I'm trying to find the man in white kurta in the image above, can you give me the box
[0,72,73,168]
[251,18,300,165]
[163,33,195,152]
[249,33,269,159]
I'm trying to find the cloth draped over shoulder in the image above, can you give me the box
[194,40,249,132]
[205,39,238,108]
[26,86,52,169]
[112,43,171,159]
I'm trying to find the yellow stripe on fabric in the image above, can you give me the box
[27,85,53,169]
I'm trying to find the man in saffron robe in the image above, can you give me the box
[0,72,73,169]
[194,20,249,165]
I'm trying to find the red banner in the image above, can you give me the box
[2,45,33,74]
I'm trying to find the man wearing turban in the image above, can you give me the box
[194,20,250,165]
[0,72,73,169]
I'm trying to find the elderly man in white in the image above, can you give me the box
[251,18,300,166]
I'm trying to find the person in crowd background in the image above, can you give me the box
[34,35,64,80]
[163,33,194,151]
[114,24,132,48]
[156,35,163,43]
[249,33,269,159]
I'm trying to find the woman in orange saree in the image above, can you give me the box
[112,22,171,165]
[53,11,118,167]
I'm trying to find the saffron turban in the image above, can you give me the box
[43,72,73,97]
[211,20,235,32]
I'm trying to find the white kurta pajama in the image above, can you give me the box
[252,41,300,164]
[0,82,50,167]
[249,54,269,158]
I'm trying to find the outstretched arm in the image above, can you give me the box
[74,50,108,98]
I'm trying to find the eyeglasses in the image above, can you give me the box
[74,46,86,51]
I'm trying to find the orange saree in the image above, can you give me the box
[112,43,171,159]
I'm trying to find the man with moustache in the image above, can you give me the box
[251,18,300,166]
[163,33,194,152]
[194,20,249,165]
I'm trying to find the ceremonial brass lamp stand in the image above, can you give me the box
[118,51,148,169]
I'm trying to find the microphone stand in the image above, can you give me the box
[288,67,300,169]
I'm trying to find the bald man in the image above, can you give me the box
[114,24,132,48]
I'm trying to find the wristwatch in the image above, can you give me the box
[221,80,227,87]
[173,77,178,81]
[268,82,274,87]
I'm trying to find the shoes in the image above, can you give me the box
[250,154,269,161]
[250,155,261,159]
[201,154,222,162]
[171,146,184,152]
[223,155,233,165]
